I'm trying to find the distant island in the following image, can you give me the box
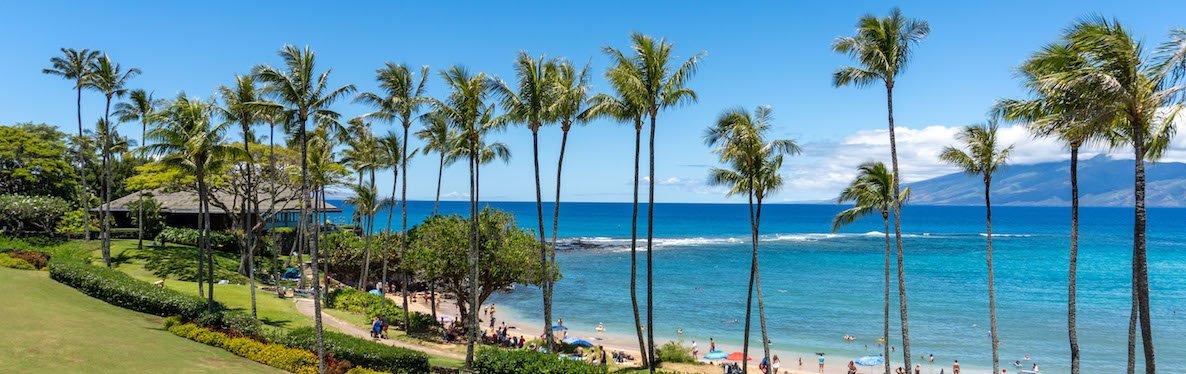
[906,155,1186,207]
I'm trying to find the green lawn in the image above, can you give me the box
[0,267,280,373]
[105,239,310,328]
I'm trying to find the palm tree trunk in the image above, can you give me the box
[886,84,912,371]
[102,95,113,267]
[985,178,1000,374]
[1133,133,1154,374]
[532,130,554,352]
[384,168,397,291]
[743,188,756,374]
[435,152,444,215]
[76,85,91,241]
[138,120,146,251]
[299,119,326,374]
[755,196,771,373]
[360,170,375,289]
[646,112,657,371]
[1128,288,1138,374]
[400,123,412,334]
[464,147,479,369]
[548,128,569,348]
[205,178,215,307]
[245,137,257,318]
[196,166,205,299]
[630,125,649,368]
[1069,146,1080,374]
[269,121,283,299]
[882,213,892,374]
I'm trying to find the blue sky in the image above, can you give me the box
[2,1,1184,203]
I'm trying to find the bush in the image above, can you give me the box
[0,253,36,270]
[328,288,436,333]
[55,209,97,237]
[193,309,263,339]
[7,251,48,269]
[0,194,70,235]
[158,226,235,249]
[472,348,602,374]
[656,340,696,364]
[168,322,319,374]
[49,259,207,319]
[0,236,92,264]
[279,327,430,374]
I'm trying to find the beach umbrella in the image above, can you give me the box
[703,350,728,360]
[552,325,568,330]
[563,337,594,347]
[855,356,884,366]
[726,352,752,361]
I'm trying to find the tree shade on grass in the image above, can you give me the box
[0,267,279,373]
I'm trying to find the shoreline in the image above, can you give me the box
[392,290,985,374]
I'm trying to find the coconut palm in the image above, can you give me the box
[147,95,242,311]
[831,9,929,368]
[705,106,800,373]
[415,112,456,215]
[547,59,592,313]
[216,75,267,318]
[1034,21,1186,373]
[832,162,909,374]
[356,62,430,331]
[114,89,161,251]
[995,41,1110,374]
[254,45,356,373]
[604,33,703,367]
[939,121,1013,374]
[583,63,650,366]
[43,48,100,241]
[341,120,380,288]
[86,53,140,266]
[490,52,560,351]
[346,183,380,289]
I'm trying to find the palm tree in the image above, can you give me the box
[415,112,455,215]
[490,52,559,351]
[86,53,140,266]
[604,33,703,368]
[1035,21,1186,373]
[356,63,430,332]
[346,183,379,289]
[939,121,1013,374]
[584,62,650,367]
[114,89,161,251]
[705,106,800,373]
[218,75,265,318]
[342,120,380,288]
[833,162,909,374]
[44,48,100,241]
[547,59,592,312]
[995,41,1110,374]
[431,65,503,368]
[147,95,242,311]
[254,45,356,373]
[831,9,929,368]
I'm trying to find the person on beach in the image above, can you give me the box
[691,340,698,357]
[846,360,857,374]
[772,355,780,374]
[798,356,802,370]
[953,360,960,374]
[370,316,382,339]
[914,364,921,374]
[895,367,904,374]
[710,337,716,351]
[596,322,605,336]
[817,354,825,373]
[929,354,935,364]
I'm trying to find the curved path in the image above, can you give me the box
[292,298,465,361]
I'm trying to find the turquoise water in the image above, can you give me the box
[330,200,1186,373]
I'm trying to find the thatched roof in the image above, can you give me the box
[95,189,339,214]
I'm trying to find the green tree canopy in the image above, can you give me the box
[0,123,78,199]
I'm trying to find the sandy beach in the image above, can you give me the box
[388,290,975,374]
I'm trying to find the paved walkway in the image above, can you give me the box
[291,298,465,361]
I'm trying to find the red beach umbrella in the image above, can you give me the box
[726,352,752,361]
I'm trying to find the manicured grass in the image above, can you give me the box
[103,239,310,329]
[0,267,280,373]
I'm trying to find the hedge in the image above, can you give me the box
[472,348,603,374]
[278,327,430,374]
[157,226,235,249]
[48,259,207,320]
[166,320,319,374]
[328,288,436,333]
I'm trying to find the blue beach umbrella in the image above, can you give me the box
[855,356,885,366]
[703,350,728,360]
[552,325,568,330]
[563,337,594,347]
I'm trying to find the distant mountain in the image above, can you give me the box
[906,155,1186,207]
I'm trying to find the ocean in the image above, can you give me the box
[327,200,1186,373]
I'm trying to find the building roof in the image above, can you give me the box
[95,189,340,214]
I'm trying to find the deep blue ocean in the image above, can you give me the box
[328,200,1186,373]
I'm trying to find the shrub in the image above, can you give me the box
[472,348,602,374]
[49,259,207,319]
[279,327,430,374]
[656,340,696,364]
[8,251,48,269]
[55,209,97,237]
[168,322,319,374]
[0,236,92,264]
[157,226,235,249]
[328,288,436,333]
[0,194,70,235]
[0,253,36,270]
